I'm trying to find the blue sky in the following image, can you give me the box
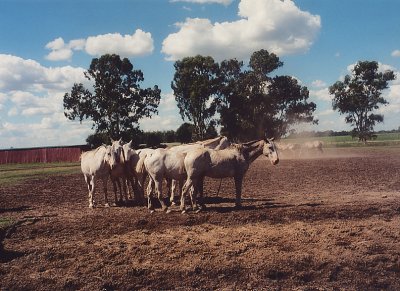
[1,0,400,149]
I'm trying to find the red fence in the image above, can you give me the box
[0,146,86,164]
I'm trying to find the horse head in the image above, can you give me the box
[214,136,231,150]
[263,137,279,165]
[103,145,117,170]
[110,139,125,167]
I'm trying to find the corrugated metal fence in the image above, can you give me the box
[0,146,86,164]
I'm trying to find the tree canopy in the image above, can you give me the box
[329,60,396,142]
[171,55,220,140]
[218,50,317,140]
[63,54,161,140]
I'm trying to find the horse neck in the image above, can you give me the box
[242,140,264,164]
[202,136,222,148]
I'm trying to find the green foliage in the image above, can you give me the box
[64,54,161,140]
[176,123,194,143]
[218,50,317,141]
[171,55,221,140]
[329,61,396,142]
[86,132,110,148]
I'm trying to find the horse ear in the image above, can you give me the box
[127,140,133,147]
[264,130,269,140]
[119,137,123,144]
[264,129,274,141]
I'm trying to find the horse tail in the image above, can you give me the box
[136,153,147,175]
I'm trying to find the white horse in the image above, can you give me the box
[301,140,324,155]
[169,136,230,153]
[81,145,119,208]
[180,138,279,213]
[144,148,187,213]
[135,147,156,200]
[276,142,301,158]
[121,141,145,204]
[109,139,129,205]
[142,136,232,213]
[167,136,232,203]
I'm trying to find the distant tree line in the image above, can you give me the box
[287,128,400,139]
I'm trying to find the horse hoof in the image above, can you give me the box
[195,208,202,214]
[181,210,187,215]
[104,203,110,207]
[171,201,176,206]
[166,209,172,214]
[149,210,155,214]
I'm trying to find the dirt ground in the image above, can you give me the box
[1,147,400,290]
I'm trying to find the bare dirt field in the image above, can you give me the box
[1,147,400,290]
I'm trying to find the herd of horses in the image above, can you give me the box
[80,135,323,213]
[80,134,281,213]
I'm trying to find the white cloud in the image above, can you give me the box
[162,0,321,61]
[159,92,178,111]
[310,88,331,102]
[391,50,400,57]
[0,113,93,149]
[140,114,182,132]
[45,37,86,61]
[311,80,326,88]
[0,54,85,92]
[45,29,154,61]
[7,107,18,117]
[0,54,93,148]
[316,109,335,117]
[170,0,233,5]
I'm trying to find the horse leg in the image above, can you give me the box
[188,178,199,212]
[146,178,155,212]
[155,178,169,213]
[168,179,176,205]
[116,178,123,204]
[137,172,147,205]
[197,176,206,210]
[234,175,243,209]
[102,176,110,207]
[110,177,118,206]
[86,175,94,208]
[122,177,129,202]
[132,175,143,205]
[181,178,194,213]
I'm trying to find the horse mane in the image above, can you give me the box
[242,139,262,147]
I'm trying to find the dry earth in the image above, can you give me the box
[1,147,400,290]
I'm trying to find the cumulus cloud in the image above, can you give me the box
[0,114,93,148]
[0,54,92,148]
[45,37,85,61]
[311,80,327,88]
[162,0,321,61]
[137,91,181,132]
[310,88,331,102]
[391,50,400,57]
[159,92,178,111]
[0,54,85,92]
[45,29,154,61]
[170,0,233,5]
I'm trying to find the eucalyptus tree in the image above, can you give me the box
[64,54,161,140]
[218,49,317,140]
[171,55,220,140]
[329,61,396,142]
